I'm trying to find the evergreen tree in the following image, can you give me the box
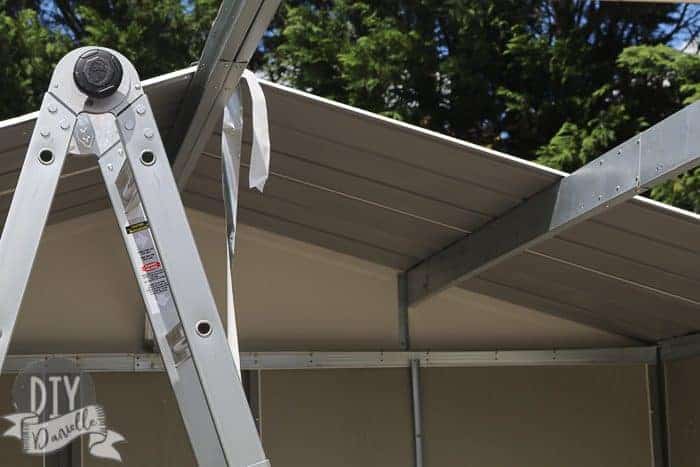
[0,1,698,211]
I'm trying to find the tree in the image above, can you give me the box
[260,0,700,212]
[0,5,71,117]
[537,44,700,212]
[0,1,698,212]
[0,0,218,119]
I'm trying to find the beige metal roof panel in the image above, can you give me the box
[184,80,568,270]
[182,191,415,269]
[469,196,700,342]
[589,197,700,263]
[409,287,635,350]
[191,153,463,259]
[10,208,640,353]
[258,81,561,203]
[202,135,488,231]
[460,276,651,340]
[0,66,698,344]
[533,234,700,304]
[237,80,697,344]
[0,68,194,231]
[470,249,699,341]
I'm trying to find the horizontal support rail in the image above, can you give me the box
[659,332,700,361]
[405,101,700,306]
[2,347,657,373]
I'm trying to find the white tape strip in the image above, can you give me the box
[242,69,271,191]
[221,70,271,375]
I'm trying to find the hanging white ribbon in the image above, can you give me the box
[221,70,270,375]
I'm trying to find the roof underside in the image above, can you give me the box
[1,67,698,344]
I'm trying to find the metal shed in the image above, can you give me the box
[0,59,698,466]
[1,2,700,466]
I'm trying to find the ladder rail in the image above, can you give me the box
[97,142,232,465]
[115,95,268,465]
[0,47,270,467]
[0,94,75,366]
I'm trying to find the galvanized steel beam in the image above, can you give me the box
[659,332,700,361]
[3,347,657,373]
[168,0,281,189]
[646,349,670,467]
[409,359,424,467]
[398,273,410,351]
[405,102,700,306]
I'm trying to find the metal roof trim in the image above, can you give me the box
[0,66,696,225]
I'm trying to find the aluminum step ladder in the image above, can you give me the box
[0,47,270,467]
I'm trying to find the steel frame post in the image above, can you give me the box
[44,438,81,467]
[398,273,410,351]
[169,0,281,188]
[660,332,700,361]
[399,273,424,467]
[0,47,269,467]
[646,348,670,467]
[243,369,263,435]
[409,359,424,467]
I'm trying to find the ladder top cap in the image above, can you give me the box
[73,49,123,99]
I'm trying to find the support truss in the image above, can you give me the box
[404,102,700,306]
[168,0,281,189]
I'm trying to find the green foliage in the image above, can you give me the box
[0,0,218,120]
[0,5,71,117]
[0,1,698,212]
[267,1,422,121]
[537,44,700,211]
[263,1,698,212]
[75,0,218,80]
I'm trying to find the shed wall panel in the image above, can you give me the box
[421,366,651,467]
[260,369,413,467]
[1,365,654,466]
[666,355,700,466]
[0,376,42,466]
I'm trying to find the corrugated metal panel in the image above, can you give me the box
[0,66,697,343]
[472,251,698,341]
[185,81,564,270]
[0,67,194,231]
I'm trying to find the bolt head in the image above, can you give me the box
[73,49,123,99]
